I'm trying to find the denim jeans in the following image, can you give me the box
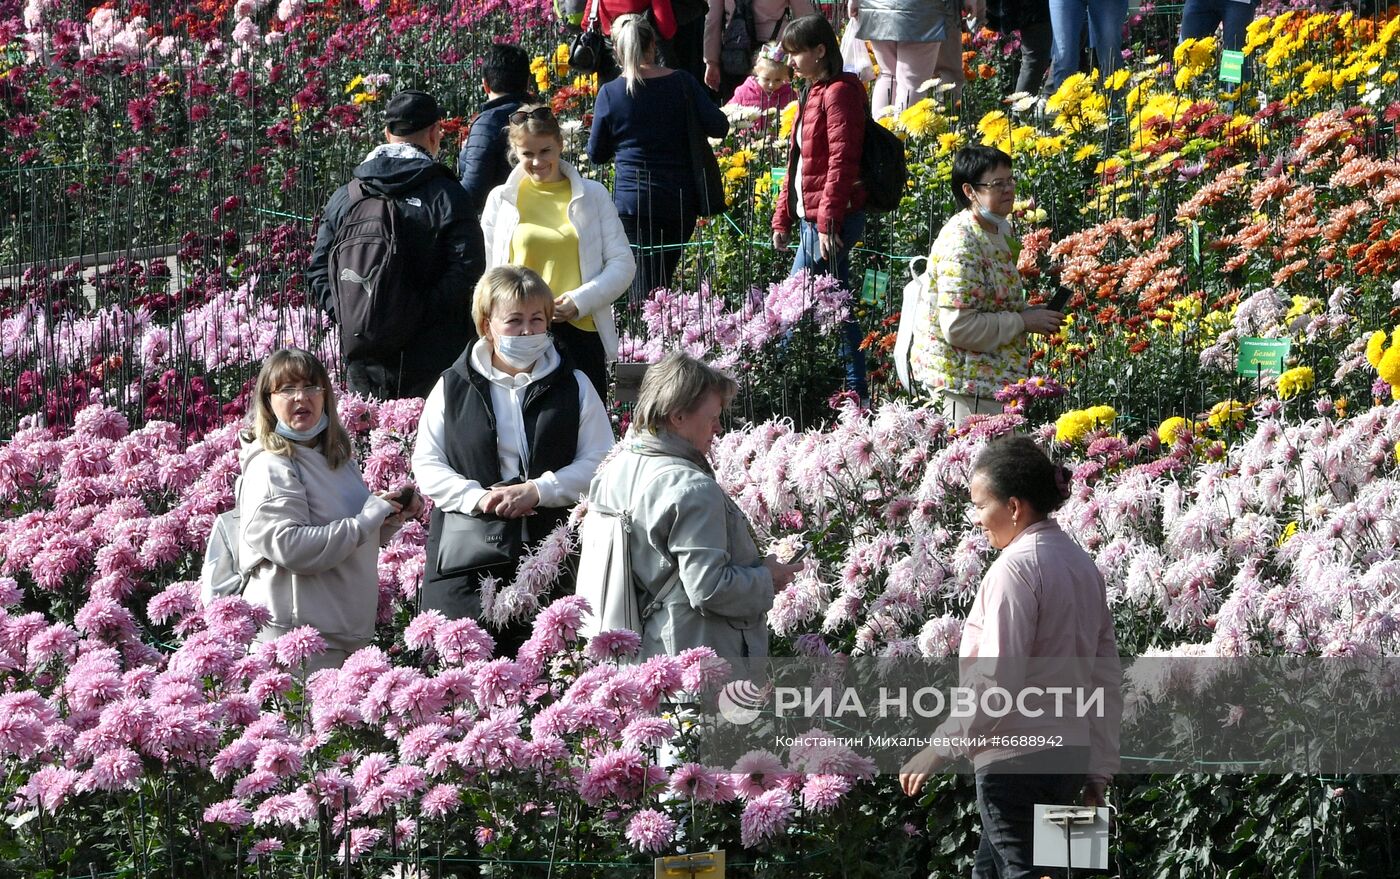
[1047,0,1129,92]
[1180,0,1258,51]
[790,212,868,398]
[972,749,1088,879]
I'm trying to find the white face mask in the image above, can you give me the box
[975,201,1012,238]
[494,333,553,370]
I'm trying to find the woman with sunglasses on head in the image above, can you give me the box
[587,12,729,301]
[908,145,1064,422]
[238,348,421,672]
[482,105,635,400]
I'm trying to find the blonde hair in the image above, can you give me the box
[753,56,791,81]
[612,13,657,96]
[506,104,564,159]
[632,353,738,435]
[471,265,556,337]
[244,348,352,469]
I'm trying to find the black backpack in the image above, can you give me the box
[327,179,421,359]
[720,0,756,79]
[860,111,908,213]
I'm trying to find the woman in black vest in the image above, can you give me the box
[412,266,615,655]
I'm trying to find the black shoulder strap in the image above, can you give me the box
[769,6,791,42]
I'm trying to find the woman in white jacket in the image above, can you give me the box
[238,348,418,672]
[481,105,636,400]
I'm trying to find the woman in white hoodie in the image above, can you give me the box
[412,266,615,655]
[481,105,635,400]
[239,348,418,672]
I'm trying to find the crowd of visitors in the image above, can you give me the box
[228,7,1255,862]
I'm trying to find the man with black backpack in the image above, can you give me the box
[308,89,484,400]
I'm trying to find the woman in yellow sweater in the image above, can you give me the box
[481,107,636,399]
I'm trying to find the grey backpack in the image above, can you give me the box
[200,452,303,604]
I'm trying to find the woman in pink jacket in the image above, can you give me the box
[900,435,1119,878]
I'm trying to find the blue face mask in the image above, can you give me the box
[275,413,329,442]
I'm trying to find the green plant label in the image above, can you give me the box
[1237,337,1290,377]
[861,268,891,305]
[1220,50,1245,84]
[1191,222,1202,266]
[770,167,787,197]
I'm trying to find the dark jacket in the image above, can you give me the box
[308,146,484,399]
[587,70,728,219]
[773,73,867,236]
[420,345,581,622]
[458,93,530,218]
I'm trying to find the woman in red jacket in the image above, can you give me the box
[772,14,869,402]
[587,0,677,38]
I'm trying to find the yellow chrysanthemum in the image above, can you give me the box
[1277,366,1315,401]
[1379,342,1400,388]
[978,110,1011,149]
[898,98,943,137]
[1054,410,1094,444]
[1158,416,1190,446]
[530,57,550,94]
[778,101,799,140]
[1278,521,1298,546]
[1085,405,1117,427]
[1366,329,1390,367]
[344,74,365,94]
[1073,143,1099,162]
[1173,36,1217,72]
[1206,399,1248,431]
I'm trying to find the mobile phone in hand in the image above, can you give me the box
[393,485,416,508]
[788,543,810,563]
[1046,285,1073,313]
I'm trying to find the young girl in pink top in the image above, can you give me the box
[724,44,797,129]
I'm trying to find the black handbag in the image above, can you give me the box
[684,79,728,217]
[435,511,523,576]
[569,2,614,75]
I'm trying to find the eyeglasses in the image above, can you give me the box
[971,177,1017,191]
[272,385,325,399]
[509,107,554,126]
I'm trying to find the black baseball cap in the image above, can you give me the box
[384,90,443,135]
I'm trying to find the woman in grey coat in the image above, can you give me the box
[584,354,802,660]
[851,0,978,111]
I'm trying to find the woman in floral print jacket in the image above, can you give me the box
[910,146,1065,421]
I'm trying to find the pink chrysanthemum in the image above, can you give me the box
[420,783,461,819]
[739,788,793,848]
[625,808,676,854]
[203,798,253,827]
[799,773,853,813]
[246,837,284,863]
[273,626,327,669]
[587,629,642,662]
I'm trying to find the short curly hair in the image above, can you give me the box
[972,434,1070,516]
